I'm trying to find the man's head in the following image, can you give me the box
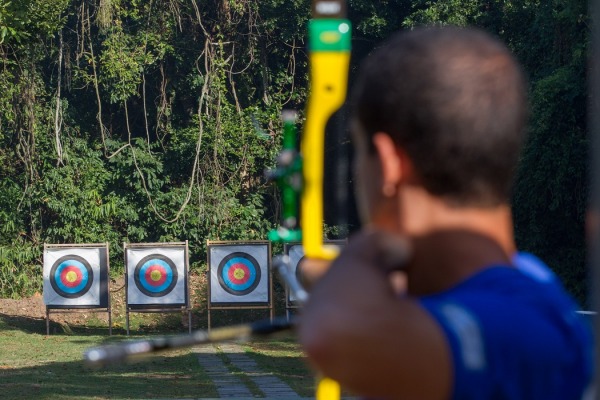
[351,26,528,215]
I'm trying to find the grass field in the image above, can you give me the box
[0,313,316,399]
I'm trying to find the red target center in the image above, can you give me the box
[60,265,83,287]
[145,265,167,286]
[228,263,250,284]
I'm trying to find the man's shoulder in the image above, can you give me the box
[418,252,594,400]
[425,252,574,308]
[422,252,586,336]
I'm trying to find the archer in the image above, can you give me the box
[298,26,594,399]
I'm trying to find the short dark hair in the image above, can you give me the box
[351,26,528,206]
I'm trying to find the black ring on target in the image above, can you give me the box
[134,254,178,297]
[217,252,261,296]
[50,255,94,299]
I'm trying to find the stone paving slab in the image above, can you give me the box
[218,343,299,398]
[194,342,357,399]
[195,344,254,398]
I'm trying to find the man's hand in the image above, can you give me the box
[297,257,332,291]
[299,230,411,289]
[298,230,450,399]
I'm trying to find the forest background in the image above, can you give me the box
[0,0,589,304]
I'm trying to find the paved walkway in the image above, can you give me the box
[194,342,307,399]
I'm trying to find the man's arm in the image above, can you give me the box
[298,231,452,399]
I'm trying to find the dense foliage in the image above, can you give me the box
[0,0,590,304]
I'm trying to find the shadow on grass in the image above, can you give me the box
[0,310,199,337]
[0,353,216,400]
[0,313,46,332]
[0,312,128,337]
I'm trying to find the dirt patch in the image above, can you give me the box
[0,292,46,320]
[0,271,208,331]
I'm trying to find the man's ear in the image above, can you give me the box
[372,132,408,196]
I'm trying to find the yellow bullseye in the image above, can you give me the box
[150,270,162,282]
[65,271,78,283]
[233,269,246,280]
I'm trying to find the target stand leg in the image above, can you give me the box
[126,308,130,336]
[46,308,50,335]
[208,308,211,332]
[188,309,192,334]
[108,308,112,336]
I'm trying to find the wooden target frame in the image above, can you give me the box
[43,243,111,335]
[207,240,273,330]
[283,240,346,320]
[124,241,191,335]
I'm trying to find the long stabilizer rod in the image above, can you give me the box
[83,259,309,367]
[84,316,295,367]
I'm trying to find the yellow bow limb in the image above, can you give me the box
[301,8,352,399]
[302,50,351,262]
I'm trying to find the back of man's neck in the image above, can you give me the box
[400,204,516,296]
[404,230,513,296]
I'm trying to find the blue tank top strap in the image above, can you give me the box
[512,251,557,283]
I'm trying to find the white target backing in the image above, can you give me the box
[126,246,187,307]
[285,244,305,303]
[208,242,270,304]
[43,247,105,307]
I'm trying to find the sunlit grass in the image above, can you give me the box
[0,315,315,399]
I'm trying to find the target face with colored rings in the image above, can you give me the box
[217,252,261,296]
[134,254,178,297]
[50,255,94,299]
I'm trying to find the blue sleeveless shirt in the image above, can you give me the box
[419,253,594,399]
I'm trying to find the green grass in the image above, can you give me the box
[243,335,316,397]
[0,314,316,399]
[0,318,216,399]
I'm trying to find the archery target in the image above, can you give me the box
[50,255,93,298]
[127,246,187,306]
[218,252,261,296]
[43,247,104,307]
[209,243,270,304]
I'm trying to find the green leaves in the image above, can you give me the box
[0,0,69,44]
[0,0,30,44]
[0,0,590,303]
[404,0,483,27]
[99,28,145,104]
